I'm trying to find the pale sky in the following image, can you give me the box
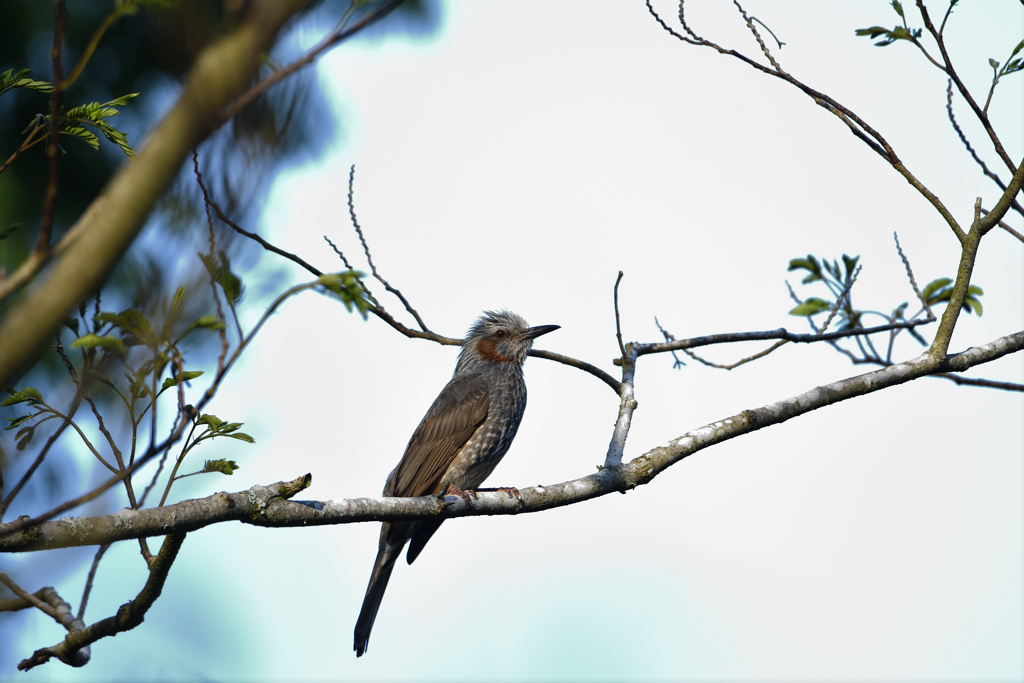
[7,1,1024,680]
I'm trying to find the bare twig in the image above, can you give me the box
[18,532,185,671]
[613,271,626,359]
[650,0,968,243]
[77,543,111,621]
[0,120,47,175]
[194,146,323,278]
[0,572,59,620]
[981,209,1024,244]
[218,0,406,125]
[54,337,139,510]
[0,390,84,520]
[634,318,937,358]
[681,339,789,370]
[347,165,429,332]
[816,265,861,335]
[916,0,1016,175]
[37,0,67,257]
[528,349,620,393]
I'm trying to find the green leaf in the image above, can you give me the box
[890,0,904,18]
[5,414,33,431]
[789,298,832,317]
[787,255,823,284]
[203,459,239,475]
[841,254,860,278]
[921,277,952,303]
[60,93,139,158]
[318,270,370,320]
[63,316,81,336]
[0,68,54,96]
[892,302,909,320]
[61,125,100,150]
[164,286,186,338]
[200,251,244,304]
[71,333,127,356]
[162,370,204,390]
[198,413,224,429]
[989,58,1000,69]
[16,424,36,450]
[96,309,157,346]
[185,315,227,332]
[2,387,44,407]
[83,369,117,390]
[226,432,255,443]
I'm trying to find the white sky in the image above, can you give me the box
[7,1,1024,680]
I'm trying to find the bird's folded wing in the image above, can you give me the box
[386,372,490,498]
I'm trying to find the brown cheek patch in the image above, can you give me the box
[475,337,512,362]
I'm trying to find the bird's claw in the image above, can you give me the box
[444,484,477,506]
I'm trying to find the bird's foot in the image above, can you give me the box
[444,484,477,505]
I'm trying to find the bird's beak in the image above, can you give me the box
[523,324,560,340]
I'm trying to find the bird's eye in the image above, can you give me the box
[495,330,506,338]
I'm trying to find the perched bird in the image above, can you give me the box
[353,310,559,657]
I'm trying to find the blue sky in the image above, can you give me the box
[6,1,1024,680]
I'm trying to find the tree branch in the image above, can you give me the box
[5,328,1021,553]
[17,532,184,671]
[0,0,312,388]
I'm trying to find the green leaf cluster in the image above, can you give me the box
[990,39,1024,78]
[921,278,984,316]
[317,270,371,319]
[197,413,255,444]
[202,459,239,475]
[0,68,54,97]
[200,251,245,305]
[3,388,49,451]
[855,1,922,47]
[59,93,139,159]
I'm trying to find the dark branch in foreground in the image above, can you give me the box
[5,328,1020,553]
[16,532,185,671]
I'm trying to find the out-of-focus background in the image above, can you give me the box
[2,1,1022,680]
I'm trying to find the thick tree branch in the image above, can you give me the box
[0,0,310,387]
[5,329,1021,553]
[17,532,185,671]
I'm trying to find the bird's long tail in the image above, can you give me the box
[354,542,399,657]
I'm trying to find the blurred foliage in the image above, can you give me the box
[0,0,437,514]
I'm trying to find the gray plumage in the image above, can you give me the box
[353,310,559,657]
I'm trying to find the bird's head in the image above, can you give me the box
[457,310,559,370]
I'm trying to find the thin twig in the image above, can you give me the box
[195,148,323,277]
[613,271,626,359]
[945,80,1022,220]
[681,339,789,370]
[77,543,111,620]
[816,265,861,334]
[218,0,405,125]
[37,0,67,257]
[54,337,139,509]
[980,209,1024,244]
[18,532,185,671]
[916,0,1016,174]
[0,390,83,519]
[0,572,59,620]
[347,165,429,332]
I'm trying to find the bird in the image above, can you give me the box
[353,310,559,657]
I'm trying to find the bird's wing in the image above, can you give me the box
[385,372,490,499]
